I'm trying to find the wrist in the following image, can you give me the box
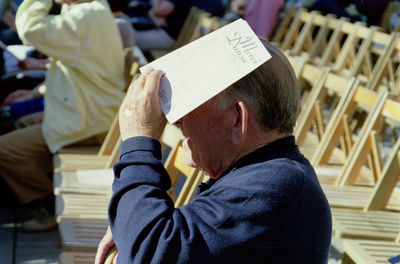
[121,128,163,141]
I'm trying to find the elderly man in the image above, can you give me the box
[96,40,332,263]
[0,0,125,231]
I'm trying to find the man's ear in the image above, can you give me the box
[231,101,248,145]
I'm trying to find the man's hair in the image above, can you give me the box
[216,39,300,135]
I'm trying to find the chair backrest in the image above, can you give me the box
[163,140,200,205]
[97,54,140,157]
[280,8,310,52]
[335,95,400,188]
[366,32,400,97]
[160,122,183,154]
[293,62,355,156]
[289,11,336,60]
[189,15,223,43]
[122,47,139,91]
[272,5,297,45]
[174,7,208,49]
[311,83,388,184]
[365,143,400,211]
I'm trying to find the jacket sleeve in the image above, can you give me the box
[15,0,85,61]
[109,137,229,263]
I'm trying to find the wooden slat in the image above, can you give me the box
[55,194,110,221]
[60,252,96,264]
[53,170,112,196]
[59,218,108,252]
[332,208,400,241]
[343,239,400,264]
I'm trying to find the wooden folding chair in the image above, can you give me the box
[316,21,397,91]
[310,85,388,185]
[327,124,400,240]
[287,10,337,61]
[292,62,358,161]
[322,114,400,211]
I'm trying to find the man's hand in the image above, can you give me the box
[119,68,167,141]
[95,226,117,264]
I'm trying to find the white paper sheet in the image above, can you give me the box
[76,169,114,186]
[140,19,271,123]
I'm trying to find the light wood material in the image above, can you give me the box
[332,208,400,241]
[272,6,297,45]
[54,123,182,196]
[59,218,108,252]
[365,32,400,96]
[281,8,309,51]
[311,86,387,183]
[57,138,204,253]
[60,252,96,264]
[341,238,400,264]
[56,193,110,221]
[365,150,400,211]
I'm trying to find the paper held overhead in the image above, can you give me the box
[140,18,271,124]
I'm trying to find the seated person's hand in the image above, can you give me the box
[18,57,50,71]
[1,83,46,109]
[1,89,30,108]
[95,226,117,264]
[34,112,44,124]
[119,68,167,141]
[2,10,16,31]
[148,8,167,26]
[231,0,250,16]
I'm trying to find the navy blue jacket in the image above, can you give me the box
[109,136,332,263]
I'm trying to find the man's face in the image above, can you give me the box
[175,100,234,178]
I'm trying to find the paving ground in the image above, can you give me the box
[0,204,62,264]
[0,202,344,264]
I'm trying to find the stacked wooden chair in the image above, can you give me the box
[278,8,399,92]
[57,136,203,263]
[273,6,400,263]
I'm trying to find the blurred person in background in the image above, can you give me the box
[132,0,225,51]
[0,0,125,232]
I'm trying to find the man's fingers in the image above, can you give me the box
[143,69,164,94]
[95,240,111,264]
[113,252,118,264]
[95,227,114,264]
[126,68,154,96]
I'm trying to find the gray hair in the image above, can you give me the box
[215,39,300,135]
